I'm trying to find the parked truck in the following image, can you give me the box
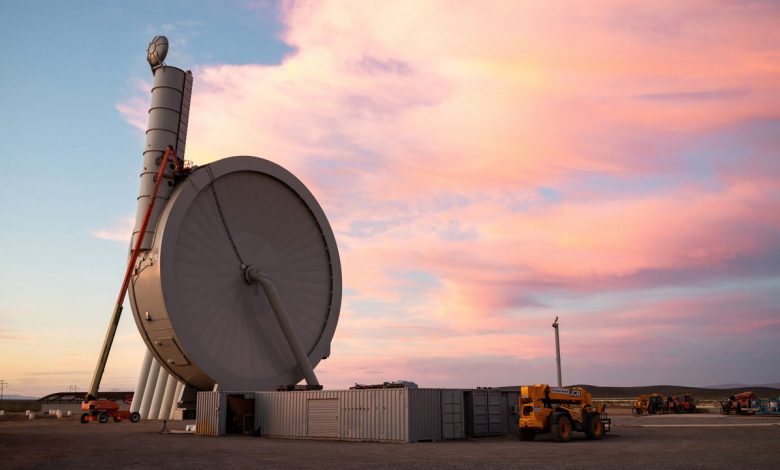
[633,393,666,415]
[667,394,696,413]
[720,391,756,415]
[516,384,610,442]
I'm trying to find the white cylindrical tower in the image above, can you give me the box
[131,37,192,250]
[130,36,193,416]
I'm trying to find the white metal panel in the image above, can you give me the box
[307,399,339,437]
[255,390,306,437]
[196,391,226,436]
[341,388,407,442]
[254,389,409,442]
[441,390,465,439]
[408,389,442,442]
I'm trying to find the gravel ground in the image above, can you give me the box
[2,409,779,469]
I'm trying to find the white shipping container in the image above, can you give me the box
[196,388,458,442]
[255,388,437,442]
[195,391,227,436]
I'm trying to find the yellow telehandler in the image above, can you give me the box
[517,384,610,442]
[633,393,666,415]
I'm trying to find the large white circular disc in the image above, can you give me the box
[129,156,341,390]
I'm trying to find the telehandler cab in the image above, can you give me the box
[517,384,610,442]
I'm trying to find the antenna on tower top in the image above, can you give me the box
[147,35,169,72]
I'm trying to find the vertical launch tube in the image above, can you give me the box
[131,39,193,409]
[131,64,193,249]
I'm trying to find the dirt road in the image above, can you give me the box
[2,410,778,469]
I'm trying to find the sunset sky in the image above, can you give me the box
[1,1,779,397]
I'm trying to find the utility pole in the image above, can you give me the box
[0,380,7,401]
[552,317,562,387]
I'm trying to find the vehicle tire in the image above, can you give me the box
[550,413,572,443]
[518,429,536,441]
[634,408,642,416]
[689,404,696,413]
[80,412,90,424]
[98,413,109,424]
[584,413,604,440]
[130,412,141,423]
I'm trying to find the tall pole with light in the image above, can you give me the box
[553,317,562,387]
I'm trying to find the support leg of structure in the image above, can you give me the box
[149,367,168,419]
[130,350,153,413]
[244,268,319,386]
[158,374,177,420]
[169,381,183,420]
[139,359,161,419]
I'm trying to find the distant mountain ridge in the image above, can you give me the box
[706,383,780,389]
[1,394,38,400]
[497,384,780,400]
[576,384,780,400]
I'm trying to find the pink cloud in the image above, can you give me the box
[91,216,134,242]
[116,1,780,386]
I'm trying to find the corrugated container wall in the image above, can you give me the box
[408,388,442,442]
[199,389,465,442]
[465,389,502,436]
[255,389,410,442]
[441,390,465,439]
[196,392,226,436]
[500,390,520,436]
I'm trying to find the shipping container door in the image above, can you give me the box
[500,391,520,436]
[408,389,442,442]
[467,390,502,436]
[307,398,340,438]
[196,392,226,436]
[487,390,501,434]
[471,391,489,435]
[441,390,464,439]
